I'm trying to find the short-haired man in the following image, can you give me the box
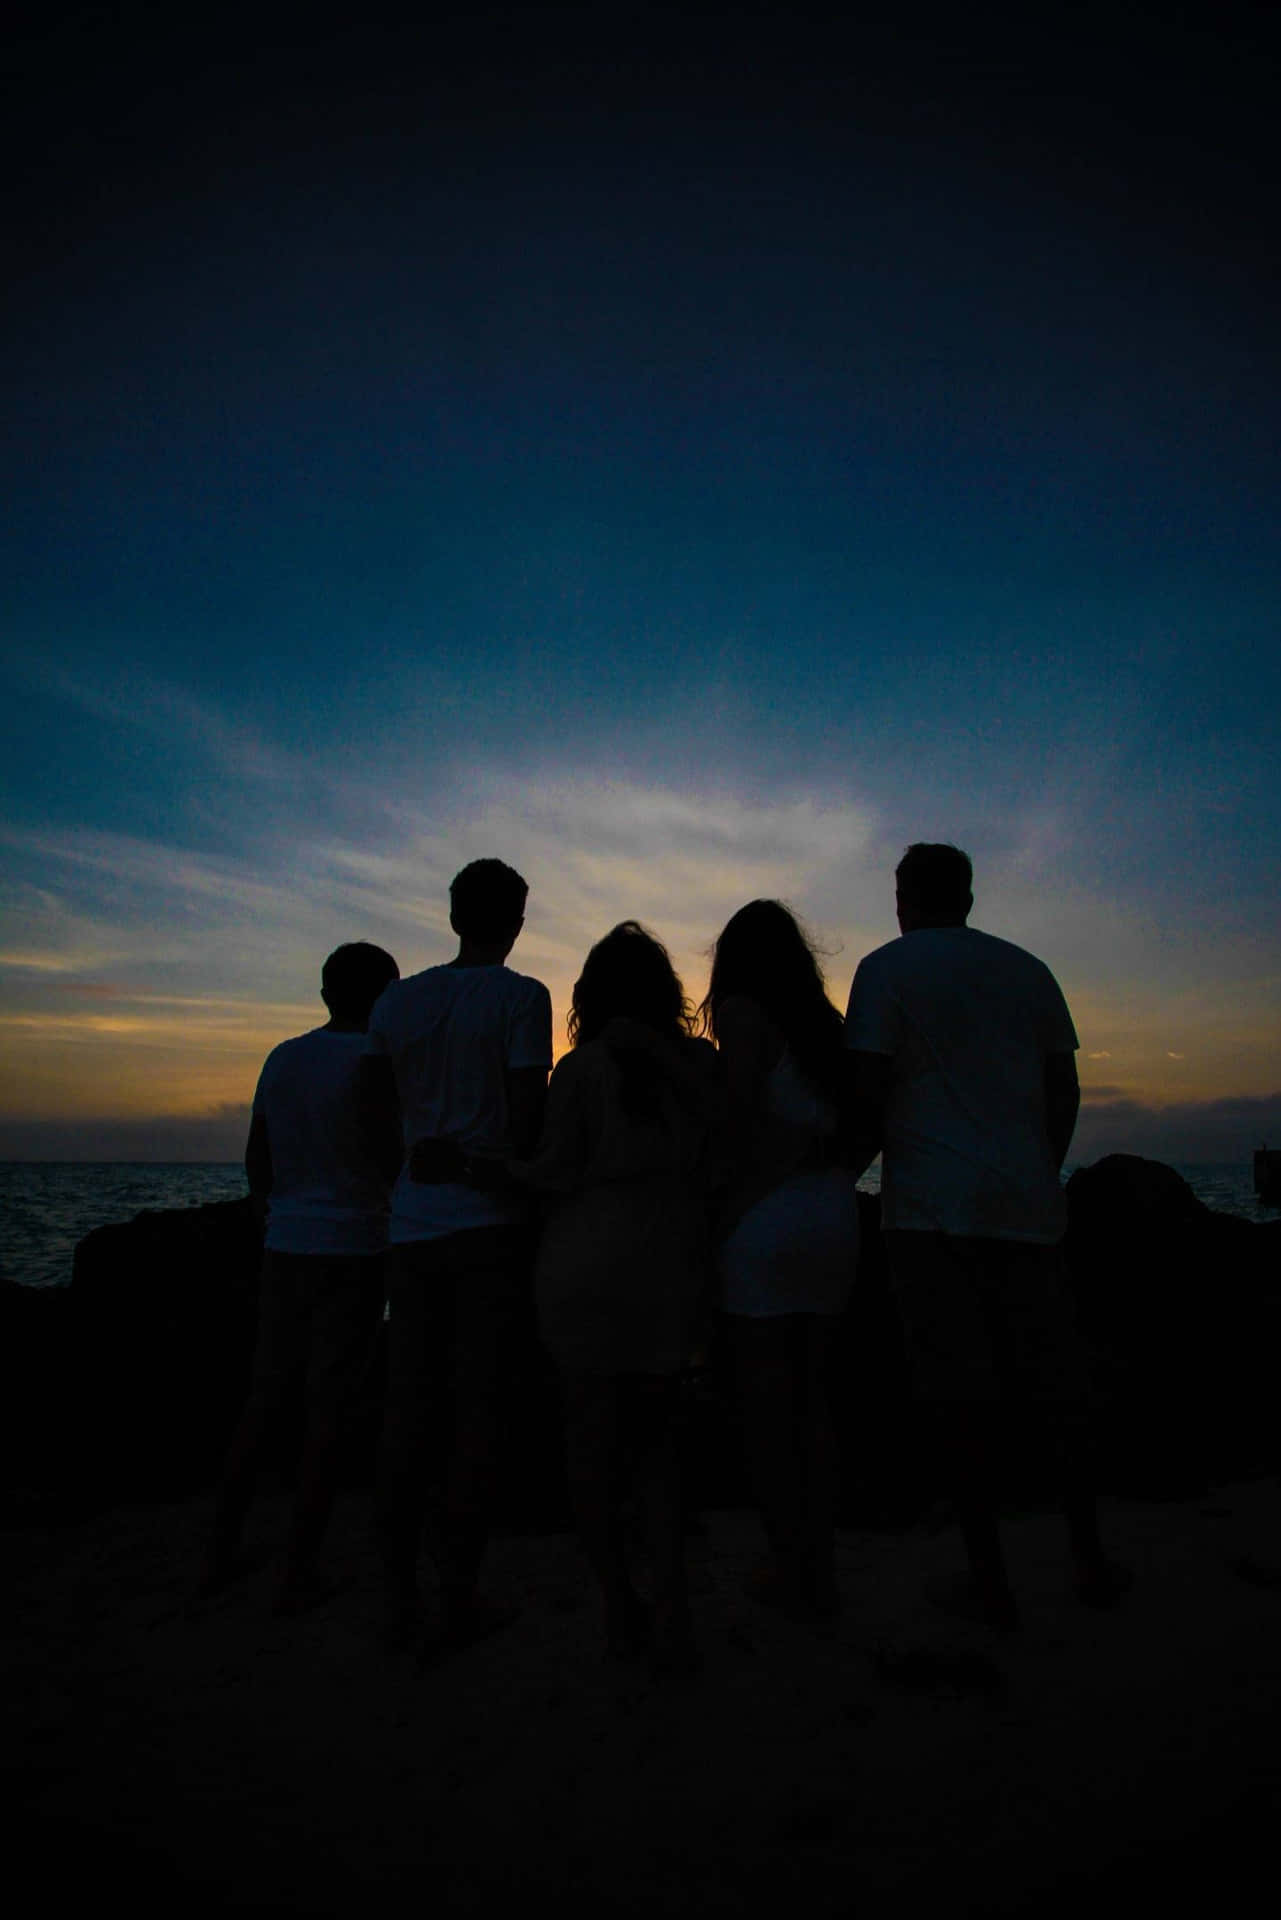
[363,859,552,1648]
[204,940,400,1611]
[845,844,1123,1628]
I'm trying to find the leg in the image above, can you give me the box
[933,1401,1019,1628]
[376,1246,440,1641]
[562,1372,646,1654]
[996,1243,1128,1607]
[626,1376,694,1669]
[278,1255,385,1610]
[797,1314,842,1616]
[732,1314,813,1610]
[885,1233,1018,1630]
[202,1252,301,1593]
[435,1229,525,1637]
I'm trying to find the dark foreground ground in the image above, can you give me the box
[5,1481,1281,1918]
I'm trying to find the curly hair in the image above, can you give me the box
[568,920,693,1049]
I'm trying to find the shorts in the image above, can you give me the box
[246,1249,386,1415]
[884,1231,1089,1411]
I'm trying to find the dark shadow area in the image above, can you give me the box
[3,1156,1276,1532]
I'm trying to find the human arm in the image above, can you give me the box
[838,1048,889,1180]
[434,1062,553,1193]
[244,1110,272,1226]
[1044,1050,1080,1171]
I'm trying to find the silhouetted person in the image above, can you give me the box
[703,901,862,1621]
[509,922,726,1675]
[203,941,400,1612]
[363,859,551,1649]
[845,843,1124,1629]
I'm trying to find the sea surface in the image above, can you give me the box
[0,1159,1274,1291]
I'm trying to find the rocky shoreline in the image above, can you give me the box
[2,1155,1277,1522]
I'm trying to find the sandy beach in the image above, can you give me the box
[7,1478,1280,1917]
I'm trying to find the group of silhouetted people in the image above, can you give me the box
[203,844,1128,1670]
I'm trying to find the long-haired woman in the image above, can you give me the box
[516,921,727,1671]
[702,899,862,1618]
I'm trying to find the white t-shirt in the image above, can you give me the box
[844,926,1078,1243]
[364,962,553,1244]
[253,1028,391,1256]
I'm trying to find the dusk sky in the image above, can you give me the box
[2,3,1277,1162]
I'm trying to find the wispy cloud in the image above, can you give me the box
[3,671,1279,1144]
[32,662,295,788]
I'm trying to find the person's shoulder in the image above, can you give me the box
[269,1024,329,1059]
[501,965,551,1002]
[372,964,449,1013]
[258,1026,326,1077]
[850,935,907,984]
[966,926,1058,977]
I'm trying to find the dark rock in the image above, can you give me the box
[69,1198,261,1502]
[6,1157,1276,1523]
[1064,1155,1281,1492]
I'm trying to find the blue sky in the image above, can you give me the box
[1,4,1277,1159]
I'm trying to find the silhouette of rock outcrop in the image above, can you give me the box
[1063,1155,1280,1493]
[1,1161,1276,1521]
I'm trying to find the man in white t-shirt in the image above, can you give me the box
[203,940,400,1611]
[845,843,1124,1628]
[363,858,552,1648]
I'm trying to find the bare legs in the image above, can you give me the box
[561,1372,693,1669]
[732,1313,841,1618]
[926,1408,1124,1628]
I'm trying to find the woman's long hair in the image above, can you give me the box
[569,921,694,1124]
[568,920,693,1049]
[699,899,845,1101]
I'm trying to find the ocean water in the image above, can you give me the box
[0,1159,1273,1291]
[0,1163,250,1289]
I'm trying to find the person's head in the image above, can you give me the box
[700,899,844,1093]
[449,858,529,954]
[320,941,400,1028]
[568,920,692,1049]
[894,843,973,932]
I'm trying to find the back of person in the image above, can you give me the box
[369,857,552,1650]
[766,1043,834,1128]
[549,1022,719,1189]
[849,924,1074,1242]
[842,846,1126,1633]
[204,940,399,1613]
[367,960,551,1243]
[255,1028,391,1253]
[525,949,725,1377]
